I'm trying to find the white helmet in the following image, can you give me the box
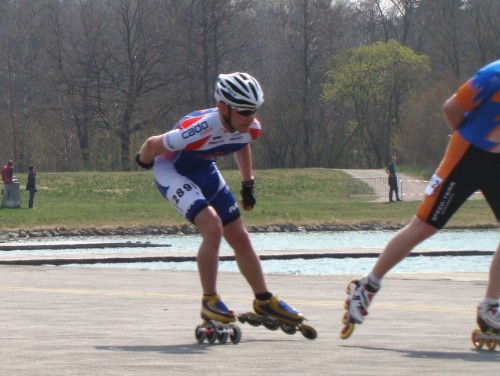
[214,72,264,109]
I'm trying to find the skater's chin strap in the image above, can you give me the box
[222,112,236,133]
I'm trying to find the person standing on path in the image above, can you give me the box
[135,72,306,327]
[386,156,401,202]
[26,165,37,209]
[344,59,500,336]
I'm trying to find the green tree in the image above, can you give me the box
[322,40,429,167]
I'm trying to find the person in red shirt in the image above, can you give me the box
[1,160,14,184]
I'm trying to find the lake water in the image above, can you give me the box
[4,229,498,275]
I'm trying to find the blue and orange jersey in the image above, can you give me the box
[158,108,261,171]
[455,60,500,153]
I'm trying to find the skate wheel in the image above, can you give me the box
[281,324,297,335]
[340,322,355,340]
[344,297,350,310]
[217,331,229,344]
[195,325,206,344]
[237,314,246,324]
[345,282,352,295]
[263,320,280,331]
[206,325,218,344]
[230,325,242,344]
[299,324,317,340]
[342,312,349,325]
[345,279,357,295]
[243,312,262,327]
[471,329,483,349]
[485,338,497,351]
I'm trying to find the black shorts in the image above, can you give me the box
[417,133,500,229]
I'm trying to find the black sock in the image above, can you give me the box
[255,292,273,301]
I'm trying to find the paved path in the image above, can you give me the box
[0,265,498,375]
[341,168,428,202]
[341,169,483,202]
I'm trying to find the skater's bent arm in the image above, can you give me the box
[139,135,167,164]
[443,94,466,131]
[234,144,254,182]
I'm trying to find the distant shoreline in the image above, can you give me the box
[1,222,496,241]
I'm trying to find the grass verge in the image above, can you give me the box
[0,168,494,232]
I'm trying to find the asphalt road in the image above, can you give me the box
[1,265,498,375]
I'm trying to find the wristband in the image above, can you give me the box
[242,178,255,188]
[135,153,154,169]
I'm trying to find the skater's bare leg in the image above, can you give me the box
[195,207,223,295]
[346,216,438,325]
[223,217,268,294]
[223,217,305,324]
[485,221,500,299]
[371,216,438,279]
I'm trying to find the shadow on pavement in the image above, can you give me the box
[339,344,500,362]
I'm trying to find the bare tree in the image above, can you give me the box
[0,0,498,172]
[422,0,466,77]
[463,0,500,68]
[42,0,109,170]
[93,0,173,170]
[0,1,45,171]
[253,0,349,168]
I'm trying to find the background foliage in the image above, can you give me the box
[0,0,499,173]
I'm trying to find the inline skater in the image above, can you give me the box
[342,60,500,340]
[136,72,305,329]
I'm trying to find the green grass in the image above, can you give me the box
[0,169,494,232]
[397,164,434,180]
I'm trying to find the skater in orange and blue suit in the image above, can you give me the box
[343,59,500,339]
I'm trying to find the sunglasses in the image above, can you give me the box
[230,106,257,117]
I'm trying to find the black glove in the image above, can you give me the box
[135,153,154,169]
[240,178,256,209]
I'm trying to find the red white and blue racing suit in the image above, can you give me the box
[153,108,261,225]
[418,60,500,228]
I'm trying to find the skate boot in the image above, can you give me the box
[340,277,379,339]
[346,277,379,324]
[471,301,500,350]
[196,294,241,345]
[200,294,236,323]
[477,301,500,334]
[238,295,317,340]
[253,295,304,326]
